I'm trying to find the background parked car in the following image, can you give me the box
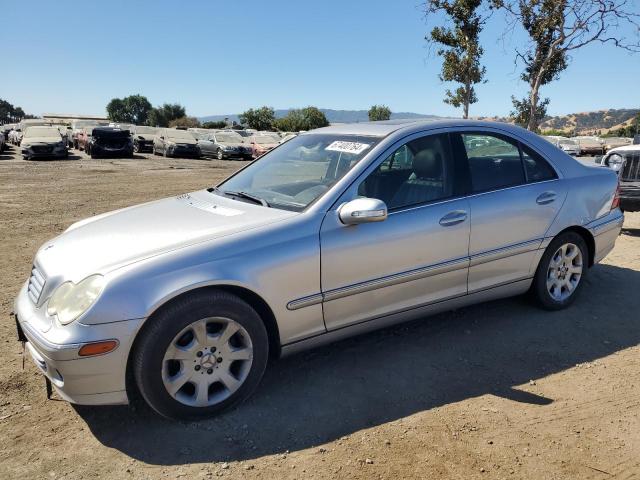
[557,138,580,156]
[0,131,5,152]
[130,125,159,153]
[9,127,23,145]
[249,133,280,158]
[76,126,96,151]
[20,125,68,160]
[153,128,201,158]
[601,144,640,212]
[576,136,604,155]
[70,120,107,149]
[603,136,632,152]
[198,131,253,160]
[85,127,133,158]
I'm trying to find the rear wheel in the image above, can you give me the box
[132,290,269,420]
[531,231,588,310]
[216,148,224,160]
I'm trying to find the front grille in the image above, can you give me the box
[99,140,127,149]
[621,154,640,181]
[27,266,46,304]
[32,145,53,153]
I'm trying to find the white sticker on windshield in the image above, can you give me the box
[325,141,371,155]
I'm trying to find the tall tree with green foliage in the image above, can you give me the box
[1,99,31,123]
[239,107,276,131]
[426,0,487,118]
[147,103,187,127]
[493,0,640,131]
[368,105,392,121]
[106,94,153,124]
[510,95,550,129]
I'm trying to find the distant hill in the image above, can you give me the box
[538,108,639,134]
[199,108,440,124]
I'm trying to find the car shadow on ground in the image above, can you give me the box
[621,227,640,238]
[76,263,640,465]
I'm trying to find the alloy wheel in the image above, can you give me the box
[162,317,254,407]
[546,242,583,301]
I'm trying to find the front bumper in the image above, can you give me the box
[167,145,201,158]
[22,145,67,159]
[619,183,640,212]
[13,281,143,405]
[91,143,134,157]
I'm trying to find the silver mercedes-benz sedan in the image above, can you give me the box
[13,120,623,420]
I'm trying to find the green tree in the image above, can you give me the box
[106,98,128,122]
[426,0,487,118]
[273,107,329,131]
[106,94,152,124]
[147,103,187,127]
[493,0,640,131]
[168,116,201,128]
[239,106,276,131]
[202,120,227,129]
[510,95,549,130]
[368,105,392,121]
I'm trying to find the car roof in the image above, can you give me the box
[306,118,530,138]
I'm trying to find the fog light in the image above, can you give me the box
[78,340,119,357]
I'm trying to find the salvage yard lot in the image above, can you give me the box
[0,143,639,480]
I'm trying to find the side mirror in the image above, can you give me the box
[338,198,388,225]
[160,136,165,140]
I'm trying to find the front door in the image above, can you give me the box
[320,132,471,330]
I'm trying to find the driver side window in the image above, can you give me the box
[357,133,455,210]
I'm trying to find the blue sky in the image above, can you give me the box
[1,0,639,118]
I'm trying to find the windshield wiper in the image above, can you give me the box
[223,190,270,207]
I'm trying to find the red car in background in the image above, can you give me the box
[249,134,280,158]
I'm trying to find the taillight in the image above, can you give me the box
[611,180,621,210]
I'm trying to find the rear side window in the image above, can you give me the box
[461,133,525,193]
[521,145,557,182]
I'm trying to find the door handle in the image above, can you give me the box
[439,210,467,226]
[536,191,557,205]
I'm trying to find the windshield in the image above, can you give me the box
[217,134,380,211]
[24,127,61,138]
[254,136,279,144]
[559,139,577,145]
[135,126,158,135]
[166,129,195,141]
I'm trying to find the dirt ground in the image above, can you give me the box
[0,144,639,480]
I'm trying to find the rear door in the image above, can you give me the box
[455,131,566,292]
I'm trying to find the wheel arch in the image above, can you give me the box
[124,284,281,403]
[552,225,595,267]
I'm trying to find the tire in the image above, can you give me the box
[216,148,224,160]
[531,231,588,310]
[132,290,269,420]
[133,142,140,153]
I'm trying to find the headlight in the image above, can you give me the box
[47,275,105,325]
[606,153,624,172]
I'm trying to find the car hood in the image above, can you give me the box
[167,138,197,145]
[34,189,296,281]
[22,136,61,144]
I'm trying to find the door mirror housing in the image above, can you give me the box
[339,198,388,225]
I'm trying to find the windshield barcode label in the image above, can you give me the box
[325,141,371,155]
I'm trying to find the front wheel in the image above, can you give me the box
[216,148,224,160]
[531,231,588,310]
[132,290,269,420]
